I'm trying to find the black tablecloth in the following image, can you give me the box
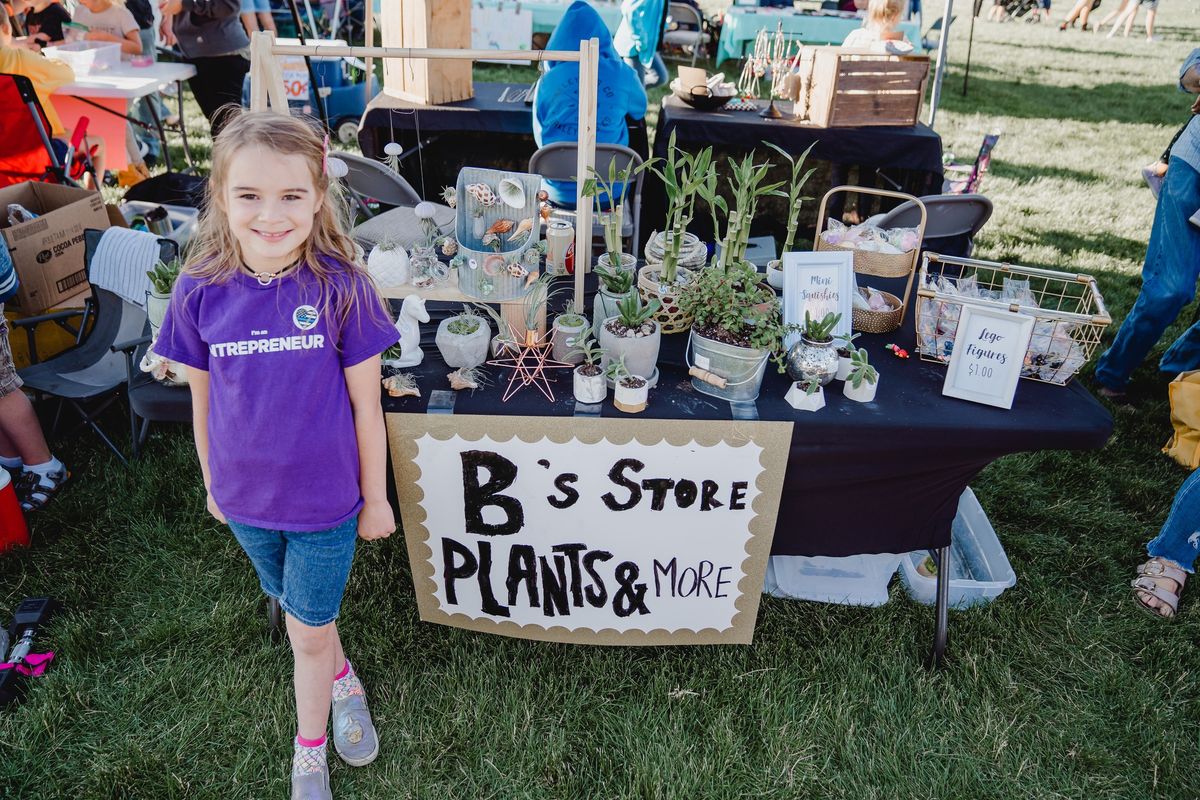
[383,275,1112,559]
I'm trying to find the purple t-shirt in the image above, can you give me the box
[155,261,399,532]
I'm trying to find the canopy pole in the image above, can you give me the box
[573,37,599,313]
[364,0,374,108]
[926,0,954,129]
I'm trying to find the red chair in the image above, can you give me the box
[0,72,95,188]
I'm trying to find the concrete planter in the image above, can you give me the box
[598,315,661,381]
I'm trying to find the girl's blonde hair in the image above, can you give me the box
[185,109,388,330]
[867,0,905,28]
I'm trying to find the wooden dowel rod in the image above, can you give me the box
[269,44,580,62]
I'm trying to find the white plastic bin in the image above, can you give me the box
[43,42,121,75]
[763,552,904,607]
[119,202,200,248]
[899,487,1017,609]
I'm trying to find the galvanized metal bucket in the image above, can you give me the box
[686,330,770,403]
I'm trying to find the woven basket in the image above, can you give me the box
[455,167,541,302]
[815,185,926,328]
[638,265,695,335]
[851,289,904,334]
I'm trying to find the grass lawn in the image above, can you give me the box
[4,6,1200,798]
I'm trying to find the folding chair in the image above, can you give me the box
[338,150,423,219]
[921,15,956,50]
[528,142,644,255]
[943,132,1001,195]
[0,73,96,188]
[17,229,176,465]
[662,3,707,66]
[872,194,993,259]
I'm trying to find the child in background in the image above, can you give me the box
[154,111,397,800]
[73,0,142,55]
[0,5,105,186]
[15,0,70,47]
[842,0,912,53]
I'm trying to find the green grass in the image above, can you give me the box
[5,7,1200,798]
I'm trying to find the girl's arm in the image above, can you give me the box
[345,355,394,541]
[120,27,143,55]
[187,366,225,523]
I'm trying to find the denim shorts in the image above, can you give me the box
[228,517,358,627]
[240,0,272,12]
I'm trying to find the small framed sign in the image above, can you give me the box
[942,305,1035,410]
[781,251,855,349]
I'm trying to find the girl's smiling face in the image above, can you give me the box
[222,145,323,272]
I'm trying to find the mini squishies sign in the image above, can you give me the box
[386,415,792,645]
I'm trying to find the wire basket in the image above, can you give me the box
[915,253,1112,386]
[456,168,541,302]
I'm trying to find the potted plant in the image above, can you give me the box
[763,142,816,288]
[679,260,788,402]
[784,377,825,412]
[607,355,648,413]
[598,289,661,384]
[835,332,860,381]
[581,156,652,275]
[472,302,517,357]
[366,238,410,288]
[712,151,785,273]
[571,334,607,404]
[843,346,879,402]
[593,262,636,340]
[435,305,491,368]
[785,310,841,385]
[552,311,589,364]
[640,134,715,333]
[145,256,181,337]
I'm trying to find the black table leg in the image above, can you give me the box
[926,545,950,670]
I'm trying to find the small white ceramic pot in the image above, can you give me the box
[573,366,607,404]
[614,375,649,413]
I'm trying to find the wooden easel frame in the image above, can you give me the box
[248,31,600,312]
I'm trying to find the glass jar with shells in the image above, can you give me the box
[455,167,543,302]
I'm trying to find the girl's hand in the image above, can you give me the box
[86,31,117,42]
[207,491,227,524]
[357,500,395,541]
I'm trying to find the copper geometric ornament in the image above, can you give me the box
[485,325,574,402]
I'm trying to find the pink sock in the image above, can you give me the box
[334,659,351,681]
[296,733,326,748]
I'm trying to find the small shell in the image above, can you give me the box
[448,368,479,390]
[486,219,514,236]
[507,218,533,244]
[466,183,497,206]
[382,374,420,398]
[524,270,540,287]
[537,190,549,203]
[481,232,501,250]
[497,177,526,209]
[482,254,505,276]
[439,237,458,256]
[440,186,458,209]
[539,202,552,221]
[507,263,529,278]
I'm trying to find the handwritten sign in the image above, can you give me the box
[782,251,854,348]
[386,415,792,645]
[942,305,1034,409]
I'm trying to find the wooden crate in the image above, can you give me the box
[805,48,929,128]
[380,0,473,105]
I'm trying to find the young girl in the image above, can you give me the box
[154,111,399,800]
[842,0,913,53]
[73,0,142,55]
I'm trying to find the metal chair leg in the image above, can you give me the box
[925,545,950,670]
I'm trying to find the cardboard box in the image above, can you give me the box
[0,182,110,315]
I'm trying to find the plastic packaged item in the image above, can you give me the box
[898,487,1017,609]
[763,551,904,607]
[7,204,37,226]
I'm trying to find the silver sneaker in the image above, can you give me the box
[291,761,332,800]
[332,693,379,766]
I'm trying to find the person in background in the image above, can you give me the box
[615,0,669,89]
[1095,0,1134,33]
[986,0,1009,21]
[0,4,106,185]
[1032,0,1052,23]
[1059,0,1100,30]
[841,0,912,52]
[124,0,169,166]
[1105,0,1158,41]
[239,0,275,36]
[73,0,143,55]
[532,0,646,207]
[1094,50,1200,399]
[1131,470,1198,618]
[15,0,69,47]
[158,0,249,138]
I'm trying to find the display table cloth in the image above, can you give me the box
[472,0,622,34]
[383,278,1112,560]
[716,7,923,64]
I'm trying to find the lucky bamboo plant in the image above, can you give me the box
[765,141,816,255]
[646,131,714,285]
[581,156,654,269]
[712,152,785,272]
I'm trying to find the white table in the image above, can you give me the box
[53,61,197,171]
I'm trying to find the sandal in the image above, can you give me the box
[1131,558,1187,619]
[16,467,70,513]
